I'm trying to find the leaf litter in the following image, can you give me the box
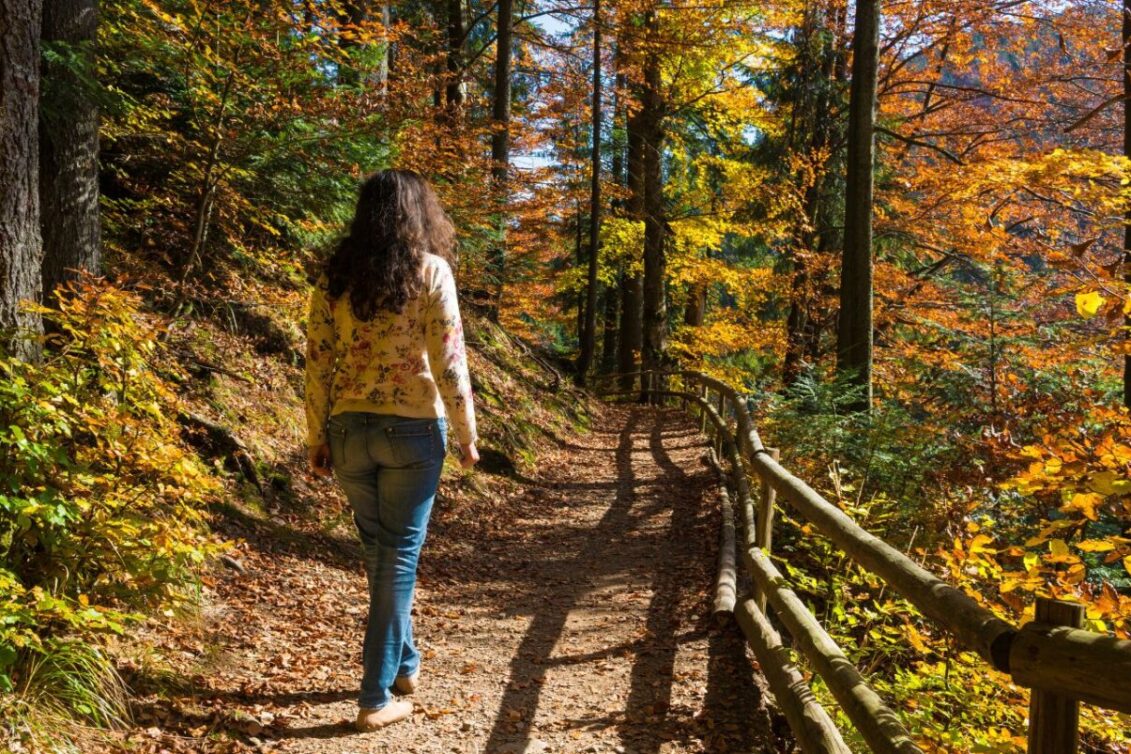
[99,406,785,754]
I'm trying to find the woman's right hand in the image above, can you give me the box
[459,442,480,470]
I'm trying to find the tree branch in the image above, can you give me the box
[875,126,963,164]
[1064,93,1126,134]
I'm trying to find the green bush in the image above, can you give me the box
[0,280,221,726]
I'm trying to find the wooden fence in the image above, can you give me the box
[597,370,1131,754]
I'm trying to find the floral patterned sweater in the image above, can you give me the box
[304,253,477,449]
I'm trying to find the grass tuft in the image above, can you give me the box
[17,639,130,730]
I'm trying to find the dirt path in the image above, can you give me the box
[117,406,781,754]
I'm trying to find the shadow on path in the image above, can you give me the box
[482,407,763,754]
[482,409,646,753]
[617,412,701,753]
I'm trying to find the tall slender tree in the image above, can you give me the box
[783,1,846,385]
[639,8,666,389]
[488,0,514,320]
[40,0,101,298]
[443,0,465,111]
[601,61,626,375]
[836,0,879,409]
[617,97,645,391]
[1,0,44,356]
[576,0,602,384]
[600,282,618,372]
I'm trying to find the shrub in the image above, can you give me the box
[0,279,220,731]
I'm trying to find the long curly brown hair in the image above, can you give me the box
[325,170,455,320]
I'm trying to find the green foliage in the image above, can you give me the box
[0,280,221,724]
[767,371,962,526]
[765,371,1130,752]
[98,0,395,282]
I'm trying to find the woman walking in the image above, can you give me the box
[304,170,479,732]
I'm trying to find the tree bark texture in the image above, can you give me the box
[610,60,625,189]
[683,284,705,326]
[40,0,101,298]
[835,0,879,409]
[576,0,602,384]
[444,0,464,110]
[600,278,618,372]
[639,33,666,379]
[1,0,44,356]
[488,0,513,320]
[617,86,646,390]
[575,205,584,346]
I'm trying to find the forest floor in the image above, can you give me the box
[99,404,785,754]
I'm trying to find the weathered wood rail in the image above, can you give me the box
[598,370,1131,754]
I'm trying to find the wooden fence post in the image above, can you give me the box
[1027,597,1084,754]
[698,384,709,434]
[753,447,780,614]
[715,392,727,456]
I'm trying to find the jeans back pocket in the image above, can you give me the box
[386,419,440,467]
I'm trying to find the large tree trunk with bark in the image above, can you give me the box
[488,0,513,321]
[835,0,879,410]
[576,0,602,385]
[1,0,44,357]
[40,0,101,299]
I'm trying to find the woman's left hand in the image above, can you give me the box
[308,443,332,477]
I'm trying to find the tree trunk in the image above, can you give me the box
[337,1,391,91]
[337,1,364,86]
[618,274,642,389]
[835,0,879,410]
[0,0,44,357]
[444,0,465,110]
[618,86,646,391]
[40,0,101,299]
[783,8,819,386]
[602,47,624,376]
[488,0,513,321]
[610,46,626,190]
[378,2,390,92]
[601,277,619,373]
[575,208,585,346]
[683,285,705,326]
[576,0,602,385]
[1123,0,1131,409]
[639,15,666,384]
[783,269,810,385]
[784,1,845,386]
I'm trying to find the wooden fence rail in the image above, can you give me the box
[596,370,1131,754]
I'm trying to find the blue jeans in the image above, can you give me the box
[327,412,446,710]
